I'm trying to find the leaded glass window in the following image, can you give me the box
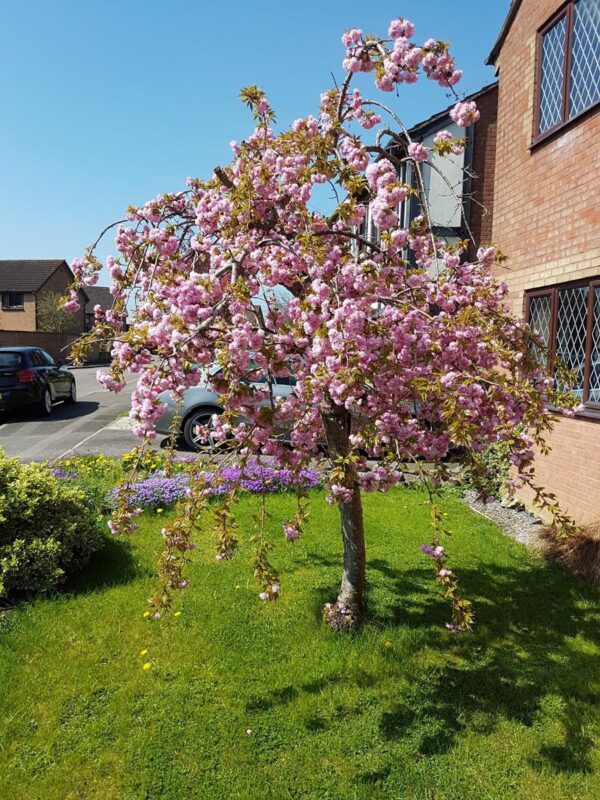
[537,0,600,139]
[529,295,552,347]
[555,286,588,398]
[526,279,600,408]
[539,16,567,134]
[570,0,600,117]
[589,287,600,402]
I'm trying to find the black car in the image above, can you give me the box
[0,347,76,415]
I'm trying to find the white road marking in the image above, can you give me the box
[105,416,133,430]
[55,420,121,461]
[78,376,138,398]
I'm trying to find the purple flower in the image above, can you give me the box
[52,468,77,479]
[115,461,322,511]
[420,544,445,560]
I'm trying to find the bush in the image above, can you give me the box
[462,441,512,500]
[0,451,104,599]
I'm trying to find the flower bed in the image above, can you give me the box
[114,463,321,511]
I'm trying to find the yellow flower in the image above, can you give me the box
[235,584,241,590]
[142,662,152,670]
[143,611,151,618]
[384,641,393,649]
[156,508,163,514]
[140,648,148,656]
[174,611,182,617]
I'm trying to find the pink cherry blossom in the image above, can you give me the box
[407,142,428,163]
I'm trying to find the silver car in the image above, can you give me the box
[156,369,295,451]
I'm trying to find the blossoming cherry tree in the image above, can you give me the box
[66,18,572,631]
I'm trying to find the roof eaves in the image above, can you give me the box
[486,0,523,66]
[405,81,498,140]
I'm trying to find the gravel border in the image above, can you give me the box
[463,489,545,550]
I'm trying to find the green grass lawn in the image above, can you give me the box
[1,486,600,800]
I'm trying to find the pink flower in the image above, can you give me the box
[388,18,415,40]
[62,290,81,313]
[408,142,428,163]
[342,28,363,47]
[449,100,480,127]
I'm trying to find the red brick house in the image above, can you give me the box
[488,0,600,523]
[0,260,87,333]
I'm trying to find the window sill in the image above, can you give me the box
[550,405,600,422]
[530,99,600,150]
[1,307,25,311]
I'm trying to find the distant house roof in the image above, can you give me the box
[0,259,74,293]
[85,286,114,315]
[405,81,498,140]
[486,0,523,66]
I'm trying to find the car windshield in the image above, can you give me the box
[0,352,23,368]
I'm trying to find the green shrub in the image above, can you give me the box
[462,440,512,500]
[0,452,104,599]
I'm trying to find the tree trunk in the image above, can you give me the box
[322,407,366,628]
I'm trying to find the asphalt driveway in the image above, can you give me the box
[0,365,145,462]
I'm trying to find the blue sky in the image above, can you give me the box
[1,0,509,273]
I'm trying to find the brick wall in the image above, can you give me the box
[492,0,600,523]
[0,292,37,331]
[0,330,107,364]
[468,84,498,260]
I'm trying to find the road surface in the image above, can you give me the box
[0,366,149,462]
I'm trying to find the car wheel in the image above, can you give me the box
[182,407,221,452]
[65,381,77,405]
[40,387,53,416]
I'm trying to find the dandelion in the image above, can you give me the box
[140,648,148,656]
[174,611,182,617]
[142,662,152,670]
[156,508,164,514]
[384,641,393,649]
[143,611,151,618]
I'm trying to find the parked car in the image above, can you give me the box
[0,347,76,416]
[156,368,294,451]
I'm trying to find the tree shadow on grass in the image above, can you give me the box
[252,551,600,776]
[369,557,600,773]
